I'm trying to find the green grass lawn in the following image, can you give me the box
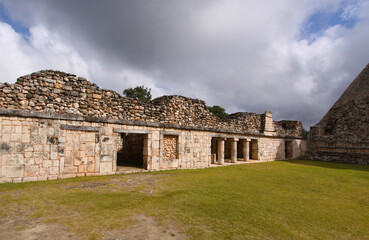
[1,160,369,239]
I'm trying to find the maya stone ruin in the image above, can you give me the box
[0,70,306,183]
[307,63,369,164]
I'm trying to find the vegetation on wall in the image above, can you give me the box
[123,85,152,103]
[302,128,309,138]
[208,105,228,119]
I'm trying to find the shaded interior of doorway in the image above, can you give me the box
[285,141,292,159]
[117,133,145,168]
[211,138,218,163]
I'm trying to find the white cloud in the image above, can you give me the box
[0,22,88,83]
[0,22,33,82]
[0,0,368,128]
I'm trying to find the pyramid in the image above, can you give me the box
[308,63,369,164]
[319,63,369,125]
[316,63,369,142]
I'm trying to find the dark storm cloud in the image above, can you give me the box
[0,0,368,128]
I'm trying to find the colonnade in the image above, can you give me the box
[216,138,257,165]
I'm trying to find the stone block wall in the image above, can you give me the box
[258,139,285,161]
[292,139,307,159]
[0,111,306,183]
[0,115,118,183]
[64,130,98,175]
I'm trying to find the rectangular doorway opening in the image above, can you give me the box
[117,133,148,169]
[237,141,243,159]
[211,137,218,164]
[224,139,231,161]
[285,141,292,159]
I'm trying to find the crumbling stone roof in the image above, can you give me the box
[0,69,303,137]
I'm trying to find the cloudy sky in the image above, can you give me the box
[0,0,368,128]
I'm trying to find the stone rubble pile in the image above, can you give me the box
[0,70,302,137]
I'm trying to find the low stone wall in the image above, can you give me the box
[307,126,369,165]
[311,151,369,165]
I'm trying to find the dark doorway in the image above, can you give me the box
[211,137,218,164]
[117,133,146,168]
[237,141,243,159]
[285,141,292,159]
[225,139,231,160]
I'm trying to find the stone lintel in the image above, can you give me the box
[61,125,99,132]
[160,131,181,136]
[113,129,152,134]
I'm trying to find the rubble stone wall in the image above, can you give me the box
[275,121,304,137]
[163,135,178,162]
[0,70,303,137]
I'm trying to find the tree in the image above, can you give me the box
[208,105,227,119]
[123,85,152,103]
[302,128,309,138]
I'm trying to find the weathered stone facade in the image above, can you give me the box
[308,63,369,164]
[0,70,306,183]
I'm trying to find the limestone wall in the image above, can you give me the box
[0,110,306,183]
[258,139,285,161]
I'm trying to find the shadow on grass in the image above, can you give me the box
[285,159,369,172]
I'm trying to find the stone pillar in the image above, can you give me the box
[231,138,238,163]
[217,138,225,165]
[263,110,275,135]
[243,139,250,161]
[211,153,217,164]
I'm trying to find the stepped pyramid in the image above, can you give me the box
[316,63,369,142]
[308,63,369,164]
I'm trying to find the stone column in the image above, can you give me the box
[217,138,225,165]
[211,153,217,164]
[243,139,250,161]
[231,138,239,163]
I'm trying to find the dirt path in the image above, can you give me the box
[0,216,81,240]
[103,214,187,240]
[0,214,187,240]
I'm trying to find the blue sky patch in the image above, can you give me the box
[0,3,30,38]
[300,4,359,42]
